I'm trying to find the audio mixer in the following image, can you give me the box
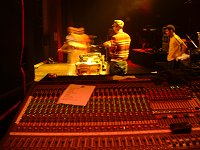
[1,74,200,149]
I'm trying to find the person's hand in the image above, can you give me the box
[103,41,111,47]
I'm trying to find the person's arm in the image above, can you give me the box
[175,35,188,54]
[103,40,112,47]
[104,39,118,56]
[180,42,187,54]
[175,42,188,61]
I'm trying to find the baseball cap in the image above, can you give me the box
[112,20,124,28]
[164,24,175,32]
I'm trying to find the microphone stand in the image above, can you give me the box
[197,32,200,48]
[186,34,199,68]
[186,34,198,49]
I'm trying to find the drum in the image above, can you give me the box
[79,52,101,63]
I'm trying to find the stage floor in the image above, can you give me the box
[34,60,157,82]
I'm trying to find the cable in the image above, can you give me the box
[20,0,26,97]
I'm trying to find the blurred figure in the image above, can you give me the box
[58,26,90,75]
[58,27,74,63]
[78,27,91,53]
[58,27,90,63]
[164,24,187,69]
[103,20,131,75]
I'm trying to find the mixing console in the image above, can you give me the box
[1,75,200,149]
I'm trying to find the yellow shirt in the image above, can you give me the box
[167,34,186,61]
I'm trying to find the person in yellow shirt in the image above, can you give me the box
[164,24,187,69]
